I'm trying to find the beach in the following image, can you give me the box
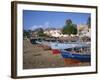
[23,39,90,69]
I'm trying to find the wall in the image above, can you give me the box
[0,0,99,80]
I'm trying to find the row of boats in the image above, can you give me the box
[30,38,91,63]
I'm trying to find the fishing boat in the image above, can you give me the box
[60,46,91,62]
[36,40,52,50]
[50,42,90,54]
[30,38,38,44]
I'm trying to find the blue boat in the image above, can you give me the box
[60,47,91,62]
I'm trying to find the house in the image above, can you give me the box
[77,24,91,37]
[44,29,69,37]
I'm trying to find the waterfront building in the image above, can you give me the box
[77,24,91,38]
[44,29,69,38]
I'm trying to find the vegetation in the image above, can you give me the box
[62,19,77,35]
[37,28,48,37]
[87,17,91,28]
[23,30,31,38]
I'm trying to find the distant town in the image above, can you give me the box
[24,18,91,42]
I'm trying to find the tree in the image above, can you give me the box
[23,30,31,38]
[37,28,44,37]
[62,19,77,35]
[87,17,91,28]
[37,28,48,37]
[65,19,72,25]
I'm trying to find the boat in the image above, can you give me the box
[30,38,38,44]
[35,40,52,50]
[50,42,90,54]
[60,46,91,62]
[36,41,51,46]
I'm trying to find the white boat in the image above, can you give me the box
[50,42,90,50]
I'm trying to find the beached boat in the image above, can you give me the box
[36,41,52,50]
[36,41,51,46]
[50,42,90,54]
[60,46,91,62]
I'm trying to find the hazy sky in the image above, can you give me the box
[23,10,90,30]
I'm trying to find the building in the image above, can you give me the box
[44,29,69,37]
[77,24,91,37]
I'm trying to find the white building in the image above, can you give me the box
[77,24,91,37]
[44,29,69,37]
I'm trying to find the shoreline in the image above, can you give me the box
[23,39,90,69]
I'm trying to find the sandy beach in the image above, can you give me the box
[23,39,90,69]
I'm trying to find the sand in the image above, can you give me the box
[23,39,90,69]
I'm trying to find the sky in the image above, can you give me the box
[23,10,90,30]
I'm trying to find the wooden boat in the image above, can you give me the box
[60,46,91,62]
[50,42,90,54]
[36,41,51,50]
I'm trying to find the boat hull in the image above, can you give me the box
[61,51,91,62]
[52,49,60,54]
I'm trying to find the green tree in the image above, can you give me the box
[62,19,77,35]
[87,17,91,28]
[37,28,44,36]
[37,28,48,37]
[23,30,31,38]
[65,19,72,25]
